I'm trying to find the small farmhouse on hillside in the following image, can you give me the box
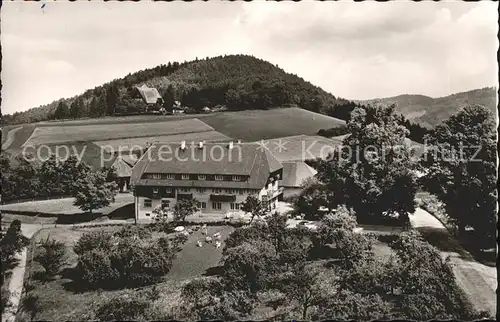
[279,161,317,199]
[135,84,164,109]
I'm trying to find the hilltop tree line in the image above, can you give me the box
[4,55,427,141]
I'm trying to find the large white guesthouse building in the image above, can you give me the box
[130,141,284,221]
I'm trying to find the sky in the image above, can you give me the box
[1,1,498,114]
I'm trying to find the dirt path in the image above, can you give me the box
[411,208,497,315]
[2,127,22,150]
[1,224,40,322]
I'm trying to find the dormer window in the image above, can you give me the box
[166,188,173,193]
[198,174,207,180]
[151,173,161,179]
[232,175,241,181]
[166,174,175,180]
[153,188,159,194]
[181,174,190,180]
[215,175,224,181]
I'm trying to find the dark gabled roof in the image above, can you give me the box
[130,142,282,189]
[279,161,317,188]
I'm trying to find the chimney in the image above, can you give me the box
[198,141,204,149]
[180,140,186,150]
[228,141,234,149]
[237,139,242,144]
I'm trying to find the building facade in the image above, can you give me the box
[129,141,283,221]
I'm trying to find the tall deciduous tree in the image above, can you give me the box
[173,199,200,222]
[421,105,497,249]
[240,195,267,224]
[315,104,419,224]
[73,170,118,214]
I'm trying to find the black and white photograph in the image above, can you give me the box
[0,1,498,321]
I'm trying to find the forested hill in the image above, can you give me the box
[3,54,359,124]
[356,87,497,128]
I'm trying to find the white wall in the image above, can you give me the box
[135,188,260,221]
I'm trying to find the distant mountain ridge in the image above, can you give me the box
[355,87,497,128]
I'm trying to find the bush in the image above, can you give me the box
[35,237,66,277]
[96,295,150,321]
[75,235,175,289]
[76,250,119,288]
[113,225,151,239]
[73,230,113,256]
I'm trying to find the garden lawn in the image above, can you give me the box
[17,224,235,320]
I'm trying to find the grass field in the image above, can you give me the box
[23,118,214,146]
[201,108,346,141]
[93,130,232,151]
[0,193,133,216]
[260,134,344,162]
[19,224,233,321]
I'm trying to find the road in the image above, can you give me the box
[410,208,497,316]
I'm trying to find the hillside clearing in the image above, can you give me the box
[23,118,214,146]
[200,108,346,141]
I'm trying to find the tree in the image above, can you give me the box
[105,84,119,115]
[1,220,29,275]
[312,206,374,267]
[173,198,199,222]
[293,177,332,220]
[315,104,419,224]
[421,105,497,249]
[240,195,267,224]
[35,237,66,277]
[162,85,175,112]
[222,239,277,293]
[278,264,324,319]
[53,101,69,119]
[72,170,118,214]
[181,277,256,320]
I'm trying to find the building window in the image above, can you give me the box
[230,203,240,210]
[152,173,161,179]
[144,199,152,208]
[215,175,224,181]
[196,188,206,193]
[212,202,222,210]
[166,174,175,180]
[198,174,207,180]
[201,202,207,209]
[153,188,159,194]
[181,188,190,192]
[239,189,244,195]
[213,188,222,193]
[182,174,190,180]
[161,199,170,209]
[166,188,173,193]
[232,175,241,181]
[146,213,150,217]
